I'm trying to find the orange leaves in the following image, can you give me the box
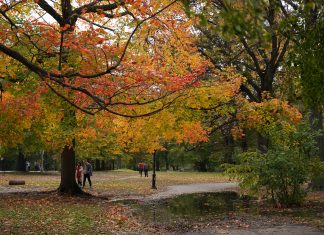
[0,0,211,153]
[60,24,72,32]
[180,122,208,144]
[0,89,41,147]
[234,96,302,140]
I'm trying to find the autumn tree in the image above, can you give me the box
[0,0,206,194]
[186,0,303,151]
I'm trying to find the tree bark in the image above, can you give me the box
[165,153,169,170]
[58,145,82,194]
[40,150,44,172]
[241,131,248,152]
[156,158,160,171]
[152,150,157,189]
[318,113,324,162]
[116,156,121,169]
[17,147,26,171]
[101,160,106,170]
[223,134,235,164]
[95,159,101,170]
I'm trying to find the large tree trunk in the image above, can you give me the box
[58,145,82,194]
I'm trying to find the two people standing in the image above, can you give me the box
[75,160,93,188]
[138,162,149,177]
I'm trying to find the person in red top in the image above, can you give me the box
[138,162,144,177]
[75,162,83,186]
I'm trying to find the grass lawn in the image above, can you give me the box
[0,169,231,196]
[0,193,141,234]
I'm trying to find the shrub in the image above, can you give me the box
[224,122,324,206]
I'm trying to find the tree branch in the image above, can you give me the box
[78,15,114,31]
[36,0,64,26]
[67,0,178,79]
[240,84,258,102]
[45,82,95,115]
[72,1,121,18]
[274,38,289,70]
[240,37,264,78]
[0,43,57,78]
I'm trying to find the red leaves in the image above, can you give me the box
[60,24,71,32]
[0,4,7,11]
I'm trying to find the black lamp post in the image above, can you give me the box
[152,150,157,189]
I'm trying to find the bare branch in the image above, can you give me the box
[240,84,259,102]
[274,38,289,70]
[0,43,57,78]
[72,1,121,18]
[78,15,115,31]
[240,37,264,78]
[45,82,95,115]
[36,0,64,26]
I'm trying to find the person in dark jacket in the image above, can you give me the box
[83,160,93,188]
[144,163,149,177]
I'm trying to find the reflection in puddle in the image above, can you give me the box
[121,192,255,225]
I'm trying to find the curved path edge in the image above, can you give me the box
[109,182,239,202]
[148,182,239,200]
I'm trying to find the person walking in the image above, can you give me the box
[75,162,83,187]
[138,162,144,177]
[144,163,149,177]
[25,160,30,171]
[83,160,93,188]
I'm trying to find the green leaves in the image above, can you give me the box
[180,0,192,17]
[225,120,322,206]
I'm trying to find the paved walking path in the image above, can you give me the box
[180,225,323,235]
[107,182,239,202]
[0,186,49,194]
[148,182,239,200]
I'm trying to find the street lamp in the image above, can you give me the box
[152,150,157,189]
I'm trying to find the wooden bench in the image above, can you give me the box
[9,180,25,185]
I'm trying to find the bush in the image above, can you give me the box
[226,149,307,205]
[224,122,324,206]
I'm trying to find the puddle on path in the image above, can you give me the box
[118,191,256,225]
